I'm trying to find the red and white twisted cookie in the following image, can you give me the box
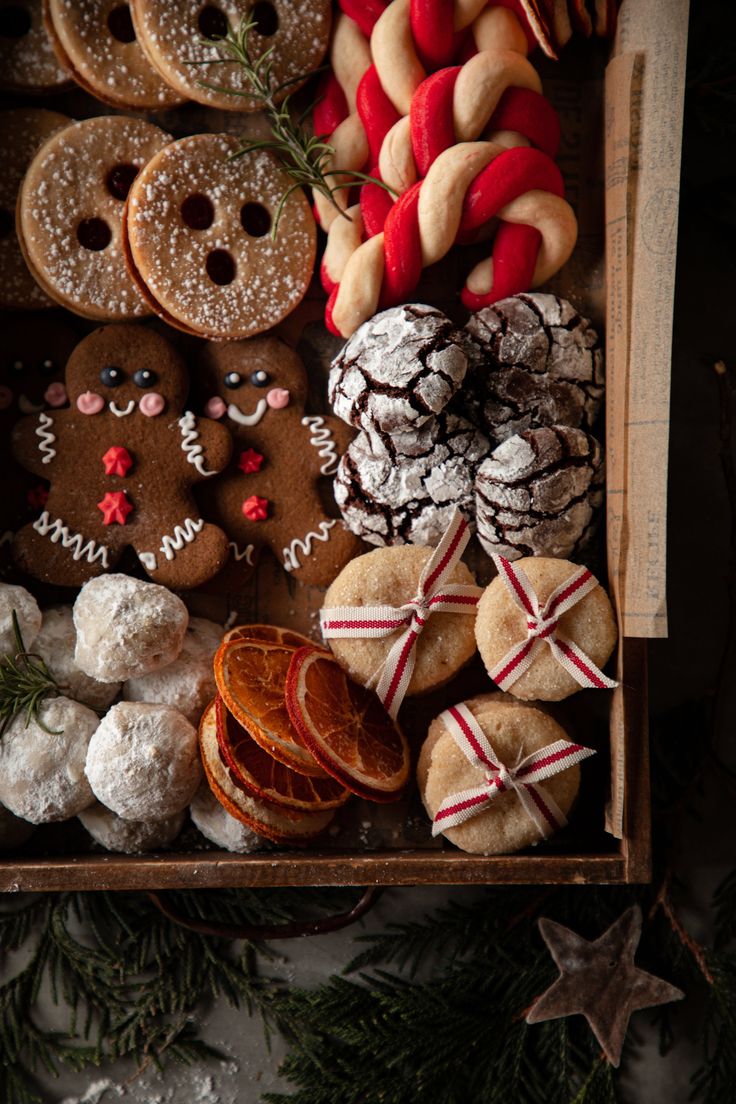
[324,143,578,338]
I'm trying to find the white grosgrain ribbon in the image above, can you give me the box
[432,702,596,838]
[320,509,482,719]
[489,555,619,692]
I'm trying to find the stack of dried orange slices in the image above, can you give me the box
[199,624,410,845]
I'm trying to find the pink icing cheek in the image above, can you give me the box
[139,392,165,417]
[266,387,290,410]
[0,386,12,410]
[204,396,227,419]
[77,391,104,415]
[44,382,68,408]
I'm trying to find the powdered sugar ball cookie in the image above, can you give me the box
[0,0,70,93]
[85,701,202,820]
[418,696,581,854]
[334,413,488,547]
[78,801,184,853]
[328,305,470,442]
[73,574,188,683]
[323,544,477,696]
[34,606,120,710]
[18,115,171,321]
[0,583,42,655]
[44,0,185,110]
[476,557,617,701]
[190,782,264,853]
[130,0,331,111]
[0,802,34,850]
[124,135,316,339]
[0,696,97,822]
[123,616,221,725]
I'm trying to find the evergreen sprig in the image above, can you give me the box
[0,611,60,737]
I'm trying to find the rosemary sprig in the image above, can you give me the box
[0,611,61,737]
[194,16,395,235]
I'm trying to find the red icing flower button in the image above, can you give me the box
[242,495,269,521]
[27,485,49,510]
[102,445,133,477]
[238,448,264,475]
[98,490,133,525]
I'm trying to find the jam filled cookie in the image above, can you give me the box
[11,325,232,589]
[199,336,362,587]
[18,116,171,321]
[44,0,185,110]
[123,134,316,339]
[0,0,70,93]
[130,0,331,111]
[0,109,70,310]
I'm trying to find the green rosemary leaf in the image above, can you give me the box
[0,611,61,737]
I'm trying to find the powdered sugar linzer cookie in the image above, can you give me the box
[130,0,331,111]
[18,115,171,321]
[124,135,316,340]
[0,0,71,93]
[328,304,470,443]
[44,0,185,110]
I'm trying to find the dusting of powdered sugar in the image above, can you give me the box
[0,582,42,655]
[0,0,69,91]
[34,605,120,710]
[190,783,266,853]
[123,616,222,725]
[78,801,185,854]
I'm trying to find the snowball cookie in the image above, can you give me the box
[476,557,617,701]
[0,583,42,655]
[85,701,201,820]
[78,802,184,854]
[0,802,34,851]
[0,697,97,823]
[323,545,477,697]
[34,606,120,710]
[418,696,581,854]
[190,783,264,854]
[123,616,221,724]
[73,574,188,683]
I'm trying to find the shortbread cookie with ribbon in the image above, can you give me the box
[130,0,331,110]
[44,0,184,109]
[78,802,185,854]
[124,135,316,339]
[476,556,618,701]
[198,336,361,588]
[460,293,604,445]
[418,695,594,854]
[321,509,482,718]
[18,116,171,321]
[328,304,470,444]
[475,425,603,561]
[12,324,232,589]
[0,0,71,93]
[334,412,488,548]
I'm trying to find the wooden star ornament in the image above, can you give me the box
[526,905,684,1066]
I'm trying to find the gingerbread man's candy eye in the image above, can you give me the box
[133,369,158,389]
[224,372,242,390]
[250,369,270,388]
[100,366,125,387]
[38,358,58,377]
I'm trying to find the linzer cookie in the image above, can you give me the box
[43,0,185,109]
[124,135,316,339]
[11,325,232,589]
[130,0,331,111]
[0,0,70,92]
[198,336,361,586]
[0,109,70,310]
[18,116,171,321]
[475,425,603,560]
[475,556,618,701]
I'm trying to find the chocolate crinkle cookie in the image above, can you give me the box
[460,293,604,446]
[475,425,603,561]
[334,412,489,547]
[328,304,470,443]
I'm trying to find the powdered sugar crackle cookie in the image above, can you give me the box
[124,135,316,339]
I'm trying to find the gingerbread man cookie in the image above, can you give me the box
[12,324,232,589]
[198,336,362,588]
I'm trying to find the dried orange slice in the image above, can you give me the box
[198,700,336,844]
[222,623,316,648]
[285,647,410,803]
[214,638,326,777]
[215,696,350,812]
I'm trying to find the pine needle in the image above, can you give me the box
[0,611,61,737]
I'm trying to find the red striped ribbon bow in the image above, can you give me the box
[320,510,482,719]
[489,556,618,693]
[432,702,596,838]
